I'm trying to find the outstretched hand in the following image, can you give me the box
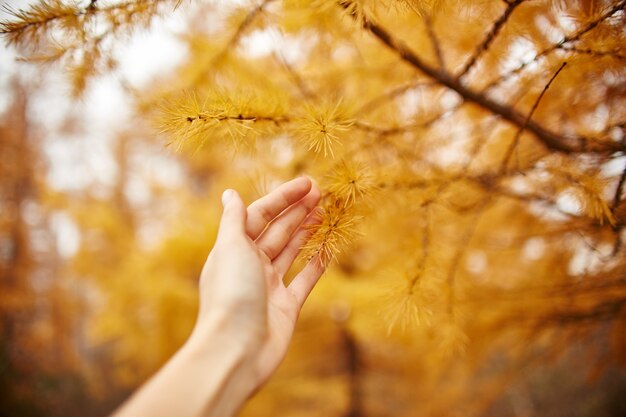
[193,176,325,385]
[113,177,326,417]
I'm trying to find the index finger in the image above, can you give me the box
[246,177,313,239]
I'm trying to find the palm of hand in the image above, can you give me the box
[198,177,324,386]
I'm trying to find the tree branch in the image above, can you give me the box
[499,62,567,172]
[422,12,445,69]
[354,80,434,116]
[210,0,274,65]
[485,0,626,90]
[613,160,626,212]
[343,3,622,154]
[457,0,524,80]
[558,45,626,61]
[273,51,317,100]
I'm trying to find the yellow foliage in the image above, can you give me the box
[2,0,626,415]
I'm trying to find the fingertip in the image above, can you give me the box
[221,189,235,207]
[309,183,321,203]
[291,176,313,193]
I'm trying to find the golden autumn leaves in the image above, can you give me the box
[157,91,374,267]
[158,91,353,156]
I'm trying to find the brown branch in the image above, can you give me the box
[186,113,289,124]
[558,45,626,61]
[485,0,626,90]
[408,204,431,292]
[189,0,273,85]
[273,52,317,100]
[613,161,626,212]
[0,0,171,41]
[445,199,490,316]
[499,62,567,172]
[353,101,462,136]
[354,80,434,116]
[344,3,623,154]
[457,0,524,80]
[540,297,626,325]
[611,160,626,254]
[211,0,273,65]
[422,12,445,69]
[339,326,363,417]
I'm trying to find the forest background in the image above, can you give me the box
[1,0,626,416]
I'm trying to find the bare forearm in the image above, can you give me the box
[112,179,324,416]
[113,319,256,417]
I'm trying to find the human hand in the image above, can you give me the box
[190,176,325,390]
[112,177,325,417]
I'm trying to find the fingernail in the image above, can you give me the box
[221,189,234,206]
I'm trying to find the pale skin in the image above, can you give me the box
[113,177,324,417]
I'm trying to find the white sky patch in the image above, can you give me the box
[132,149,185,188]
[528,200,571,223]
[522,237,546,261]
[534,14,562,44]
[400,88,423,119]
[50,211,81,258]
[240,27,284,58]
[117,20,187,88]
[429,115,472,168]
[239,28,314,63]
[556,190,582,216]
[609,126,625,142]
[0,45,19,114]
[508,175,532,194]
[582,104,610,133]
[269,135,295,166]
[499,38,538,74]
[568,240,614,276]
[466,250,487,275]
[125,175,152,206]
[556,11,578,33]
[601,155,626,177]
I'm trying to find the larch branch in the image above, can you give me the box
[273,52,317,100]
[457,0,524,80]
[353,101,462,136]
[558,45,626,61]
[422,12,445,69]
[209,0,274,66]
[348,5,621,154]
[486,0,626,90]
[354,80,434,116]
[499,62,567,172]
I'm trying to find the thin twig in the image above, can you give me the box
[422,12,445,69]
[353,102,462,136]
[485,0,626,90]
[408,204,431,293]
[558,45,626,61]
[613,161,626,212]
[354,80,434,116]
[499,62,567,172]
[343,4,622,154]
[457,0,524,80]
[212,0,273,64]
[273,52,317,100]
[446,199,490,316]
[190,0,273,84]
[611,160,626,255]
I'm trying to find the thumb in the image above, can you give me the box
[217,189,247,241]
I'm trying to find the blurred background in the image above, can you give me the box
[1,0,626,416]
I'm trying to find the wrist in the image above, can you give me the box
[178,318,260,417]
[187,310,265,358]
